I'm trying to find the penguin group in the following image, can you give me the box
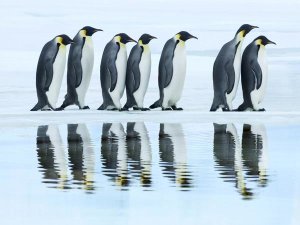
[210,24,276,112]
[31,24,275,112]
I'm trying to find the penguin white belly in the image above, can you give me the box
[134,49,151,107]
[226,44,242,110]
[76,37,94,107]
[110,47,127,109]
[163,43,186,108]
[250,47,267,110]
[46,46,66,108]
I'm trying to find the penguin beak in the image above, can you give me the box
[129,38,137,43]
[268,40,276,45]
[150,36,157,40]
[94,28,103,33]
[189,34,198,40]
[251,25,259,29]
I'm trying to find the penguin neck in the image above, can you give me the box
[234,34,244,46]
[79,30,87,38]
[114,36,126,48]
[173,37,186,48]
[138,41,150,52]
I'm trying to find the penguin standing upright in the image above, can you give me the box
[98,33,137,110]
[123,34,157,111]
[150,31,197,111]
[237,36,276,111]
[210,24,258,112]
[31,35,73,111]
[56,26,102,110]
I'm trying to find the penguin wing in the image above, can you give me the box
[74,60,83,88]
[250,60,262,89]
[44,60,54,91]
[108,58,118,92]
[132,61,141,92]
[159,39,176,89]
[225,60,235,94]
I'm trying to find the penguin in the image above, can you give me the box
[150,31,197,110]
[98,33,137,110]
[122,34,157,111]
[31,35,73,111]
[210,24,258,112]
[56,26,102,111]
[237,36,276,111]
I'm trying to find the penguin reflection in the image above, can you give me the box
[101,123,130,188]
[159,123,192,189]
[67,124,95,192]
[126,122,152,187]
[36,125,68,189]
[213,123,268,199]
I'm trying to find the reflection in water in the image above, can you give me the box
[36,125,69,189]
[37,124,95,193]
[213,123,269,199]
[101,123,130,188]
[67,124,95,192]
[159,123,192,190]
[126,122,152,187]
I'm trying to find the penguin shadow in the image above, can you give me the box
[100,123,130,189]
[36,125,69,190]
[126,122,152,188]
[67,123,95,193]
[159,123,193,190]
[213,123,269,200]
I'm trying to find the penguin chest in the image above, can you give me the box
[226,44,242,107]
[76,37,94,105]
[47,45,66,108]
[164,43,186,105]
[133,48,151,106]
[109,46,127,109]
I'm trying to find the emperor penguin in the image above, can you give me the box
[122,34,157,111]
[210,24,258,112]
[98,33,137,110]
[237,36,276,111]
[150,31,197,110]
[56,26,102,111]
[31,35,73,111]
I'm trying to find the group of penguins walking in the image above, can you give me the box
[31,24,275,112]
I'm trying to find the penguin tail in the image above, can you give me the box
[149,100,161,109]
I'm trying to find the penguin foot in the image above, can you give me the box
[133,107,139,111]
[133,107,150,111]
[120,108,129,111]
[41,109,52,111]
[162,107,172,111]
[258,108,266,112]
[81,106,90,110]
[108,108,119,111]
[171,106,183,111]
[222,107,230,112]
[54,107,64,111]
[141,108,150,111]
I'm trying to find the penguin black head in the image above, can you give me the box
[115,33,137,44]
[236,24,258,37]
[56,34,74,45]
[81,26,103,36]
[139,34,157,45]
[176,31,198,42]
[254,36,276,46]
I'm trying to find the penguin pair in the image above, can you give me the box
[210,24,276,112]
[98,33,156,111]
[31,26,102,111]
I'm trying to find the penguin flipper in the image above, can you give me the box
[74,61,83,88]
[108,59,118,92]
[225,61,235,94]
[250,60,262,89]
[44,61,54,91]
[132,61,141,93]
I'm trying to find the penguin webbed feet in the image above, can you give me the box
[257,108,266,112]
[54,107,64,111]
[171,106,183,111]
[81,106,90,110]
[162,107,172,111]
[133,107,150,111]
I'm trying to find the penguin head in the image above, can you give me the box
[114,33,137,44]
[138,34,157,45]
[254,36,276,46]
[80,26,103,37]
[175,31,198,42]
[236,24,258,38]
[55,34,74,45]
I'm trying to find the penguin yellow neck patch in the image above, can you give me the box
[114,36,125,48]
[175,34,181,41]
[236,30,245,42]
[255,39,262,46]
[55,37,63,44]
[80,29,87,37]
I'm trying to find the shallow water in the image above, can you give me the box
[1,121,299,225]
